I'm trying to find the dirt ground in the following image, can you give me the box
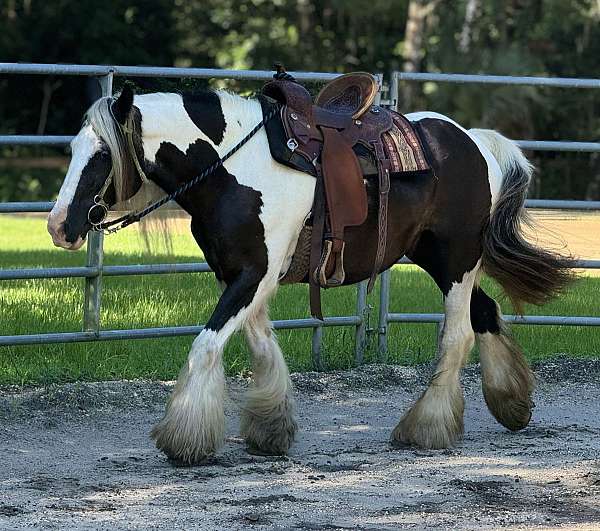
[1,359,600,530]
[531,211,600,276]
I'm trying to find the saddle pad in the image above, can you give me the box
[260,96,431,177]
[381,111,430,173]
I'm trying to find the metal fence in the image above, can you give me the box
[0,63,599,367]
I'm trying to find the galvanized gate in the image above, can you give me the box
[0,63,599,368]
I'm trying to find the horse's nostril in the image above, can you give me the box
[47,213,68,246]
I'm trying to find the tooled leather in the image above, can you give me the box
[280,104,393,162]
[263,80,314,120]
[315,73,378,119]
[319,86,362,115]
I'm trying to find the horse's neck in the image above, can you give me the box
[135,91,266,213]
[137,91,262,161]
[210,91,263,153]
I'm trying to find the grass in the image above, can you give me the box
[1,215,599,386]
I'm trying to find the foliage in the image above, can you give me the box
[0,0,599,200]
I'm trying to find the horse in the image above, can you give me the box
[47,84,573,464]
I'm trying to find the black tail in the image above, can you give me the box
[470,129,575,314]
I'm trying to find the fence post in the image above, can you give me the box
[378,269,390,360]
[311,326,323,371]
[348,74,387,363]
[375,72,399,361]
[354,281,368,364]
[83,72,112,333]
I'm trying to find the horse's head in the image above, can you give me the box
[48,85,142,249]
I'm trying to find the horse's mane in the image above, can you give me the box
[85,96,141,205]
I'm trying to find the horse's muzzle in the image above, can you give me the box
[47,209,85,251]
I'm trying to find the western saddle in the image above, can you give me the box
[261,67,398,318]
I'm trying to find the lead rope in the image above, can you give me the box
[94,104,280,234]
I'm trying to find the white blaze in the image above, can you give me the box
[47,124,102,249]
[52,124,102,215]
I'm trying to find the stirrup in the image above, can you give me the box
[314,240,346,288]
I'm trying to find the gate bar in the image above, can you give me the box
[0,316,363,347]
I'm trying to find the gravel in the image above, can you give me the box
[1,358,600,530]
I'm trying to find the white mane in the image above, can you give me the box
[85,97,133,203]
[85,95,163,211]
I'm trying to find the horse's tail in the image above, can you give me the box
[470,128,575,314]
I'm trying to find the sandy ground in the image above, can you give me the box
[1,359,600,530]
[531,211,600,276]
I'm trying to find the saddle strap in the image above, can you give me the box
[309,169,327,320]
[367,140,391,293]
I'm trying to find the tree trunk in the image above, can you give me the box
[37,78,61,135]
[296,0,312,67]
[401,0,439,108]
[459,0,480,53]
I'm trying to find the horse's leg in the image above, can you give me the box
[392,237,480,449]
[471,287,534,431]
[151,269,270,464]
[240,304,297,455]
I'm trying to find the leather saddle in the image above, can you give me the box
[261,71,394,319]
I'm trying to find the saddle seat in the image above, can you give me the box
[315,72,378,119]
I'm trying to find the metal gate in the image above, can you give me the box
[1,63,599,368]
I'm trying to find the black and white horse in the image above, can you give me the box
[48,85,572,464]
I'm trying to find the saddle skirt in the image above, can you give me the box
[382,111,430,174]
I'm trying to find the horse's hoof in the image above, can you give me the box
[151,417,223,465]
[246,444,286,457]
[483,392,534,432]
[242,420,297,456]
[240,394,298,456]
[166,455,214,467]
[391,388,464,450]
[241,413,297,456]
[390,418,461,450]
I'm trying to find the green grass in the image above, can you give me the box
[1,215,599,385]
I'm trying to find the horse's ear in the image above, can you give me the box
[111,84,134,125]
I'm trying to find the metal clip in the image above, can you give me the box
[287,138,299,151]
[290,112,298,120]
[370,106,380,114]
[88,194,110,233]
